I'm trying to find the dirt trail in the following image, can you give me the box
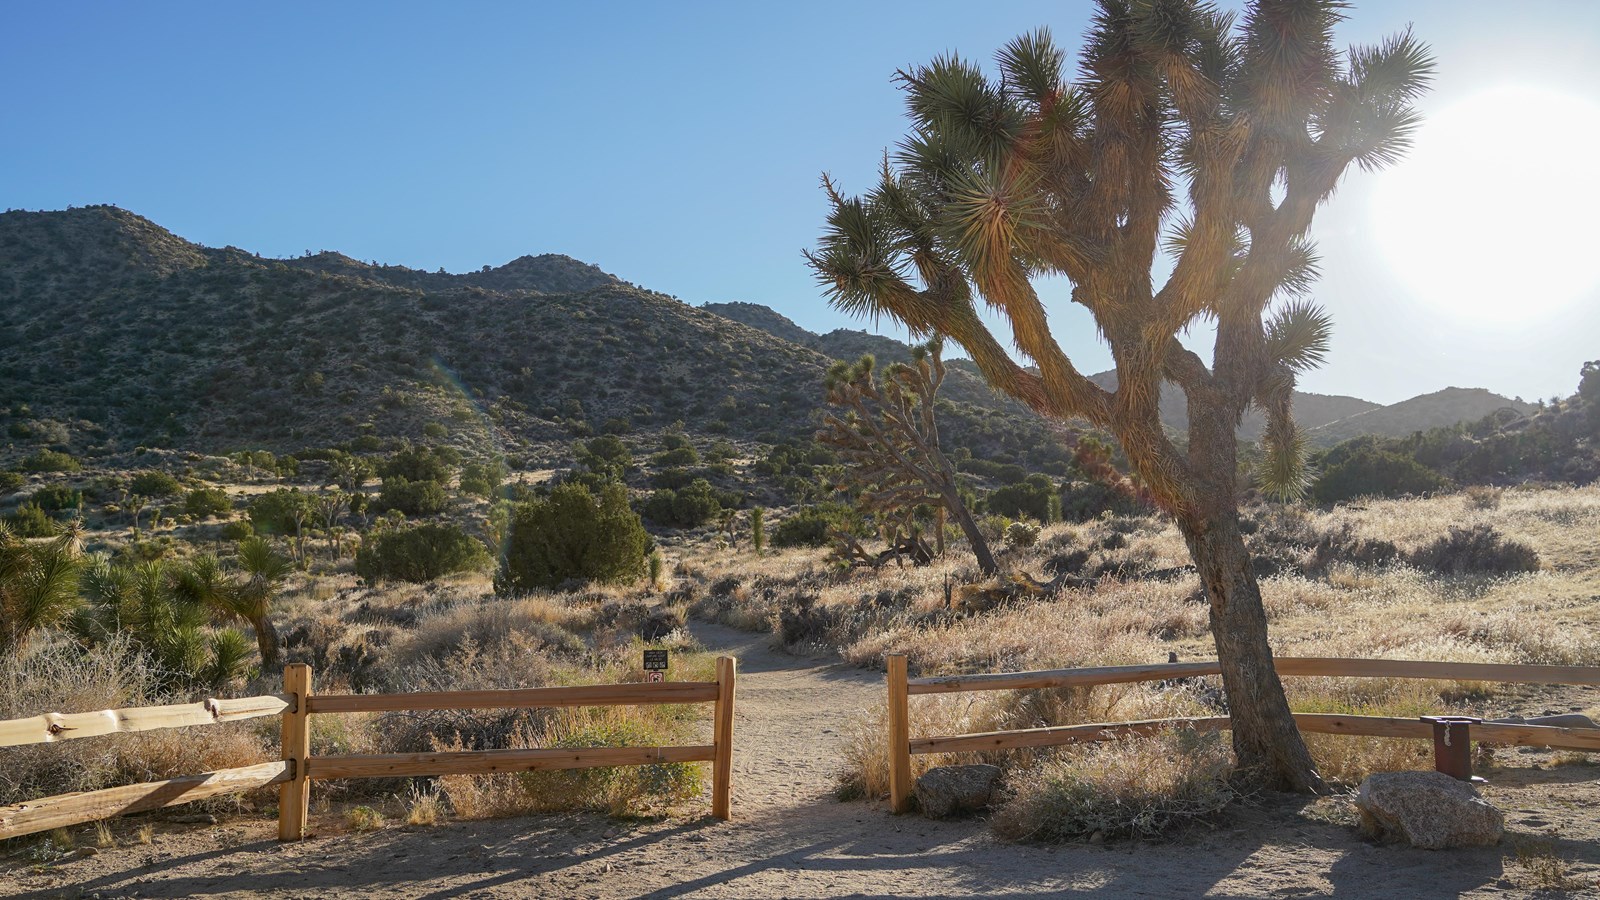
[2,622,1592,898]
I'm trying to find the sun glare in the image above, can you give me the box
[1374,86,1600,322]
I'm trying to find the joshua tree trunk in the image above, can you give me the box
[252,614,281,668]
[1176,405,1324,792]
[942,487,997,577]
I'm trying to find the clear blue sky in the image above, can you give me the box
[4,1,1598,404]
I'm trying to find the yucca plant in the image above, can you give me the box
[222,537,290,668]
[808,0,1432,791]
[0,519,84,654]
[76,554,255,690]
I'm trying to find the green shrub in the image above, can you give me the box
[576,436,631,478]
[377,478,449,516]
[20,451,80,473]
[459,459,506,498]
[220,520,255,541]
[495,483,649,594]
[183,487,232,518]
[1310,446,1447,504]
[650,467,698,490]
[0,471,24,495]
[1407,524,1540,575]
[381,444,456,483]
[771,503,860,548]
[957,458,1026,484]
[517,714,702,814]
[642,479,721,529]
[423,422,449,439]
[355,522,490,583]
[130,470,182,498]
[5,503,56,537]
[987,474,1061,524]
[248,488,316,535]
[31,484,82,511]
[652,446,700,467]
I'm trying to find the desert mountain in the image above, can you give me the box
[1305,387,1536,446]
[0,206,1060,468]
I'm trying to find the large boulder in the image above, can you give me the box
[1354,771,1504,850]
[915,764,1001,819]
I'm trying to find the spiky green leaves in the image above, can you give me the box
[1256,298,1332,501]
[1265,299,1332,372]
[998,28,1066,105]
[1258,408,1313,502]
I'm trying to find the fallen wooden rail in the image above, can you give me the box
[884,654,1600,813]
[0,656,738,841]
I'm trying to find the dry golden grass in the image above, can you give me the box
[688,485,1600,802]
[0,636,274,808]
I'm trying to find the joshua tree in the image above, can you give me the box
[229,536,292,667]
[807,1,1432,791]
[312,492,349,558]
[0,520,83,653]
[80,555,253,689]
[819,337,997,575]
[329,452,375,493]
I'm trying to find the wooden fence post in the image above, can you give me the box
[278,663,312,841]
[887,653,912,814]
[712,656,737,820]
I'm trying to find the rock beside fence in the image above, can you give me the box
[1354,771,1504,850]
[915,764,1001,819]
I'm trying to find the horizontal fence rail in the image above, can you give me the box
[907,658,1600,696]
[0,657,738,842]
[0,762,292,839]
[305,681,720,715]
[885,654,1600,813]
[307,746,719,780]
[0,695,293,747]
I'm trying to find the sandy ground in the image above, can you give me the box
[5,622,1600,898]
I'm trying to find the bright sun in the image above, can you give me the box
[1374,85,1600,321]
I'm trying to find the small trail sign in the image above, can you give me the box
[646,671,664,683]
[643,649,669,671]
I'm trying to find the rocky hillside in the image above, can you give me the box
[0,206,1532,471]
[0,207,1061,470]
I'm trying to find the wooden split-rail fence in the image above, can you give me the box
[0,657,737,841]
[885,654,1600,813]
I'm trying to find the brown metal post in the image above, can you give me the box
[1420,715,1480,781]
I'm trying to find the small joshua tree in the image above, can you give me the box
[819,337,997,575]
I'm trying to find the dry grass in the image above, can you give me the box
[0,636,273,808]
[406,788,442,826]
[992,729,1238,842]
[695,485,1600,810]
[1507,835,1591,892]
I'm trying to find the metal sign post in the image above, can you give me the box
[643,649,669,682]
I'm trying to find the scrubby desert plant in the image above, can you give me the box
[355,522,490,584]
[1408,524,1539,575]
[992,729,1236,842]
[495,483,650,594]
